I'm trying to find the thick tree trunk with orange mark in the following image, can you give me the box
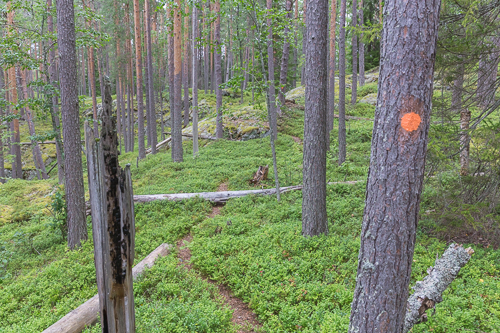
[302,0,328,237]
[348,1,441,331]
[172,0,184,161]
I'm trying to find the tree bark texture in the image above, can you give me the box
[348,1,441,331]
[133,0,146,159]
[328,0,337,142]
[338,0,347,165]
[183,4,190,127]
[451,62,464,113]
[266,0,278,140]
[167,6,175,159]
[460,109,471,176]
[302,0,328,237]
[0,69,5,183]
[172,0,184,161]
[192,2,199,157]
[56,0,88,249]
[359,0,365,86]
[278,0,294,108]
[214,0,223,139]
[351,0,358,105]
[145,0,157,154]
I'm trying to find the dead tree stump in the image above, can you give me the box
[85,77,136,333]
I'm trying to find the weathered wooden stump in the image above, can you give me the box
[85,78,135,333]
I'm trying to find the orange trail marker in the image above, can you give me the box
[401,112,421,132]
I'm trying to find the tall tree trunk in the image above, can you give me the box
[351,0,358,105]
[451,62,464,113]
[82,0,98,134]
[203,4,209,94]
[278,0,293,108]
[292,0,299,89]
[358,0,365,86]
[328,0,337,146]
[338,0,347,165]
[145,0,157,153]
[0,69,5,183]
[266,0,278,140]
[302,0,328,237]
[20,69,48,180]
[192,2,199,157]
[168,4,175,152]
[47,0,64,184]
[348,1,441,331]
[183,3,190,127]
[6,4,22,179]
[133,0,146,159]
[144,17,152,147]
[80,48,87,96]
[301,0,306,86]
[460,109,471,176]
[56,0,88,249]
[172,0,184,161]
[214,0,223,139]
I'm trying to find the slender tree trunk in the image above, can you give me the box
[47,0,64,184]
[0,69,5,183]
[82,0,98,134]
[56,0,88,249]
[172,0,184,161]
[266,0,278,140]
[292,0,299,89]
[451,62,464,113]
[144,18,152,147]
[358,0,365,86]
[146,0,157,153]
[348,1,441,331]
[301,0,306,86]
[192,2,199,157]
[278,0,293,108]
[214,0,223,139]
[338,0,347,165]
[133,0,146,159]
[168,5,175,154]
[183,3,190,127]
[328,0,337,146]
[302,0,328,236]
[203,4,209,94]
[351,0,358,105]
[80,49,87,96]
[460,109,471,176]
[20,69,48,179]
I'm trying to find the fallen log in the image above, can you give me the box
[42,243,172,333]
[334,114,374,121]
[146,136,171,155]
[2,140,83,146]
[403,244,474,333]
[133,180,363,204]
[163,131,217,140]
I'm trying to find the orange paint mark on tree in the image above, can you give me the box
[401,112,421,132]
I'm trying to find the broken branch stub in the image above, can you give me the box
[403,244,474,333]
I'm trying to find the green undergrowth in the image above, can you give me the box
[190,188,500,332]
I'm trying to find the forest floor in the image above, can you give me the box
[1,85,500,332]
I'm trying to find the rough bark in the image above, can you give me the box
[183,4,190,127]
[338,0,347,165]
[144,15,152,147]
[266,0,278,140]
[359,0,365,86]
[278,0,293,108]
[460,109,471,176]
[403,245,474,333]
[203,4,209,94]
[214,0,223,139]
[82,0,98,134]
[351,0,358,105]
[20,69,48,179]
[145,0,157,154]
[328,0,337,144]
[47,0,65,184]
[167,5,175,159]
[302,0,328,237]
[56,0,88,249]
[172,0,184,161]
[348,1,441,331]
[41,243,171,333]
[133,0,146,159]
[0,69,4,183]
[451,62,464,113]
[192,2,199,157]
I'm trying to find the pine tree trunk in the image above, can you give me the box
[144,18,152,147]
[348,1,441,331]
[451,62,464,113]
[0,69,5,183]
[167,5,175,152]
[172,0,184,161]
[278,0,293,108]
[351,0,358,105]
[266,0,278,140]
[133,0,146,159]
[358,0,365,86]
[192,2,199,157]
[338,0,347,165]
[302,0,328,237]
[214,0,223,139]
[20,69,48,179]
[47,0,64,184]
[203,4,209,94]
[146,0,157,153]
[56,0,88,249]
[183,4,190,127]
[328,0,337,145]
[292,0,299,89]
[460,109,471,176]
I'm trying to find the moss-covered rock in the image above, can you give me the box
[359,93,378,106]
[285,86,306,100]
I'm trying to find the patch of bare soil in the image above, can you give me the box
[291,136,302,144]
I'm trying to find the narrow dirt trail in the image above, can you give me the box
[176,182,261,333]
